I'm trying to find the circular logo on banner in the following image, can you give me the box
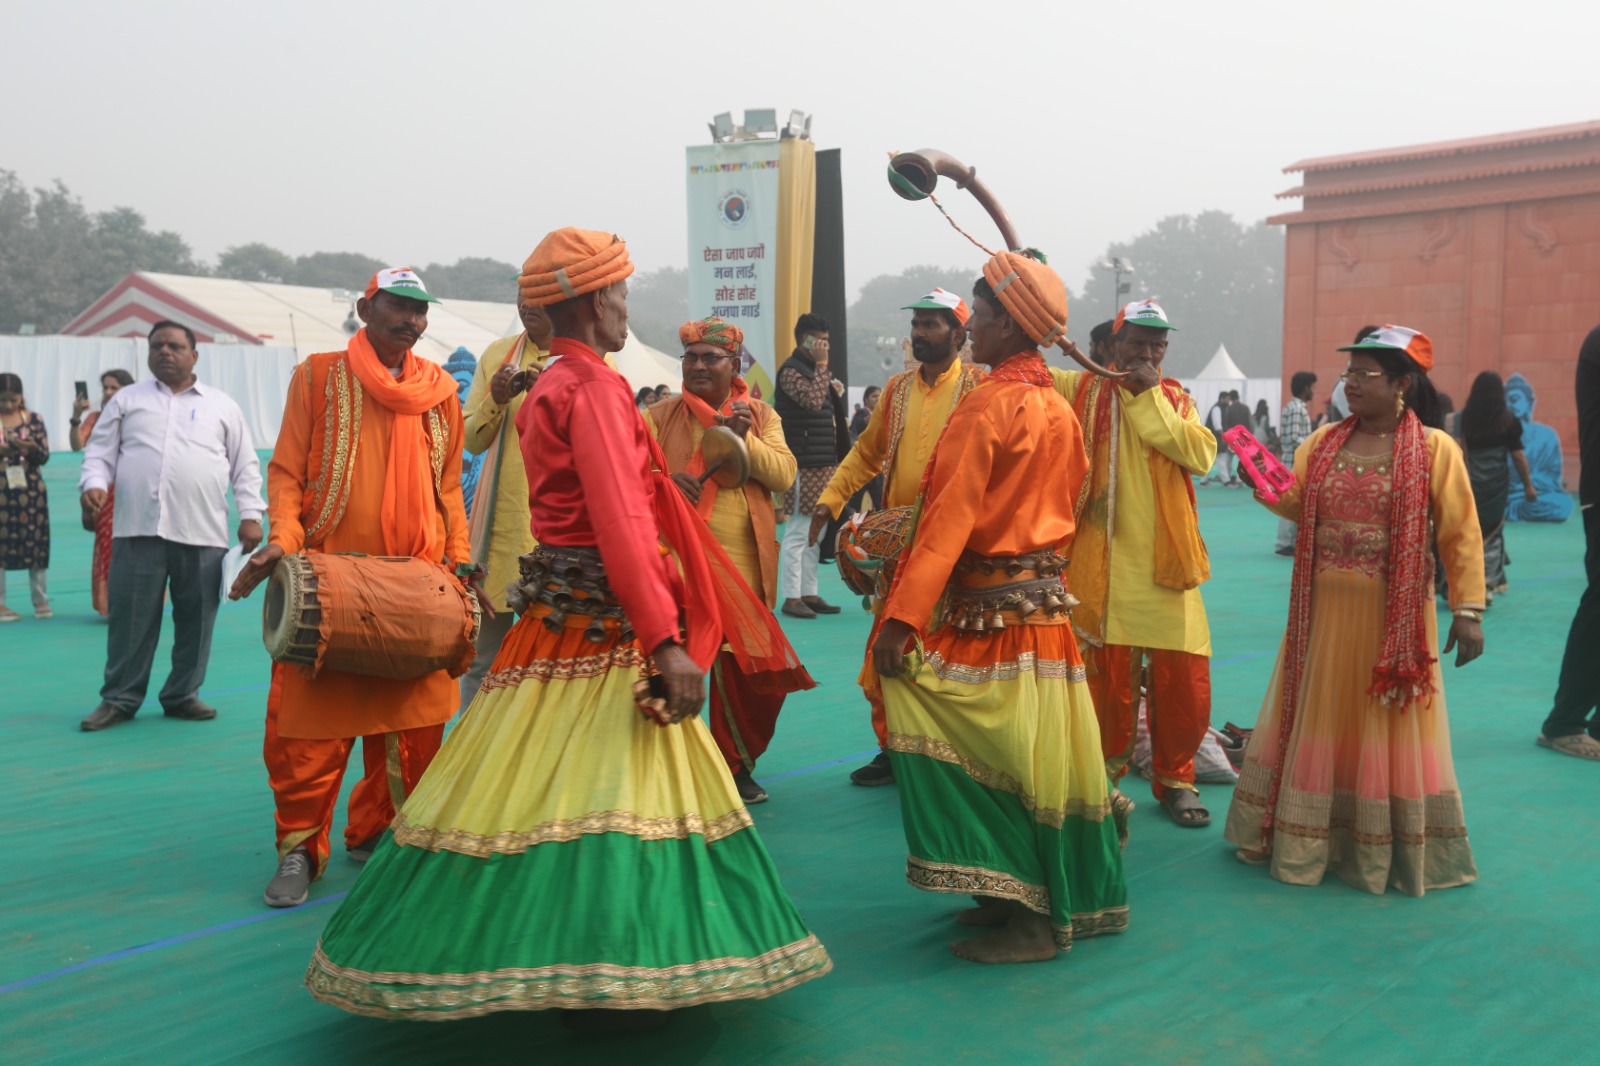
[718,190,750,229]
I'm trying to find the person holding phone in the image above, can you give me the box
[70,369,135,616]
[773,312,846,618]
[0,373,51,622]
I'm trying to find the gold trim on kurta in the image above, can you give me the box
[304,936,832,1018]
[922,651,1086,685]
[390,806,754,856]
[886,732,1111,827]
[305,358,362,547]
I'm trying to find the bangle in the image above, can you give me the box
[69,418,81,426]
[1452,609,1483,622]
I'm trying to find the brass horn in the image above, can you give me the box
[887,148,1121,379]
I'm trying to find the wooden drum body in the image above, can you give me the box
[835,505,915,599]
[262,553,481,680]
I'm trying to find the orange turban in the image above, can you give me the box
[518,228,635,308]
[982,250,1068,348]
[678,315,744,353]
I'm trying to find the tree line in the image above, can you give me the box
[1,172,1282,379]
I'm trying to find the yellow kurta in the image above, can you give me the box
[641,404,796,602]
[462,335,545,610]
[1052,368,1217,655]
[819,358,971,516]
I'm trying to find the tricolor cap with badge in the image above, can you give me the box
[1113,299,1176,332]
[901,287,971,326]
[365,266,441,304]
[1336,324,1434,372]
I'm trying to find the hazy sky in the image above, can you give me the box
[7,0,1594,298]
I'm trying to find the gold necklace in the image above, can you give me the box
[1356,422,1395,438]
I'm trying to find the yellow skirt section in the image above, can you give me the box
[394,613,749,857]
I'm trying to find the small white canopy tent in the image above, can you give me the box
[1178,344,1282,430]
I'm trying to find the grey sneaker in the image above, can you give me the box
[264,847,313,908]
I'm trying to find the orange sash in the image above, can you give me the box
[346,329,459,559]
[677,376,750,520]
[1068,375,1210,648]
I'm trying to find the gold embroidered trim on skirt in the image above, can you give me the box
[922,651,1086,686]
[482,646,647,690]
[391,807,754,856]
[904,858,1129,948]
[304,935,832,1018]
[887,732,1110,828]
[1231,763,1469,846]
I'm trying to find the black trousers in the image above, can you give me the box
[1543,507,1600,738]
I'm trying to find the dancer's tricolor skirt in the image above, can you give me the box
[306,611,830,1019]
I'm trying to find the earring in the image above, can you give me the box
[1394,392,1406,416]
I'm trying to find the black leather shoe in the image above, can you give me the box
[733,768,769,804]
[849,750,895,786]
[80,703,133,732]
[802,595,841,615]
[163,700,217,721]
[781,598,817,619]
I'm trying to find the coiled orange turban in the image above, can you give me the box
[519,228,635,308]
[678,316,744,353]
[982,250,1069,348]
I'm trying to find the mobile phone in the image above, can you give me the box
[74,381,89,402]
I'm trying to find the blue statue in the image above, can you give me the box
[1505,372,1573,522]
[443,347,486,516]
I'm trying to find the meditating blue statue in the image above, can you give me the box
[1505,373,1573,522]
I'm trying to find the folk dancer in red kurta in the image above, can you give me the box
[230,267,490,909]
[644,315,802,804]
[304,229,828,1022]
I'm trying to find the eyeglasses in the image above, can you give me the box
[1337,368,1387,383]
[681,352,734,367]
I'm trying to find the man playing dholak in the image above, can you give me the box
[872,253,1128,964]
[230,267,491,908]
[304,229,829,1024]
[457,295,554,701]
[643,316,797,805]
[1050,300,1218,827]
[809,288,985,787]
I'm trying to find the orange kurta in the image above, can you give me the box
[267,350,471,740]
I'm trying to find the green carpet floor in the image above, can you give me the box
[2,454,1594,1065]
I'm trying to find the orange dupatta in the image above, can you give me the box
[677,376,750,519]
[346,329,459,559]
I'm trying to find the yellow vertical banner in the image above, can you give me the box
[773,138,817,378]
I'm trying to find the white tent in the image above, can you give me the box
[1179,344,1282,430]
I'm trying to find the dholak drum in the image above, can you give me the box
[835,506,915,598]
[262,553,481,680]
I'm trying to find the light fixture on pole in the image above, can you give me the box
[1098,257,1135,312]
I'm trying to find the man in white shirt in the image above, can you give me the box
[78,320,264,731]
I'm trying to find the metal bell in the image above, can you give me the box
[1005,561,1025,577]
[988,609,1006,631]
[1016,597,1039,620]
[583,618,608,644]
[971,610,987,633]
[543,608,568,632]
[1043,591,1065,615]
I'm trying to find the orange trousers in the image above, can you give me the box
[1084,643,1211,799]
[709,650,785,774]
[263,670,443,876]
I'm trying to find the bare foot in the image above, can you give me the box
[955,895,1009,927]
[950,903,1058,964]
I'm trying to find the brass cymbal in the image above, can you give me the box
[698,424,751,488]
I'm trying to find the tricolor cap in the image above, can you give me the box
[1337,324,1433,372]
[1113,299,1176,332]
[902,288,971,326]
[365,266,441,304]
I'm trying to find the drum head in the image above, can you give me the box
[261,561,291,654]
[701,425,751,488]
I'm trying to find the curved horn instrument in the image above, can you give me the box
[886,148,1121,379]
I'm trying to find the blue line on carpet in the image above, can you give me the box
[0,893,348,996]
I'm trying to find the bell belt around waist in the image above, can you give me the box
[506,545,635,644]
[943,560,1079,635]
